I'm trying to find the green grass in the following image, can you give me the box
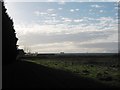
[25,59,120,87]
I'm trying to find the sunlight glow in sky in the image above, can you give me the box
[5,2,118,53]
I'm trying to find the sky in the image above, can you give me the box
[5,1,119,53]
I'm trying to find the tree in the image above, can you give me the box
[2,2,18,64]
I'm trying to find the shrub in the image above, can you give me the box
[82,70,90,75]
[96,73,113,81]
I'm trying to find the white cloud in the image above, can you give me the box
[70,9,74,12]
[34,11,48,16]
[99,10,104,13]
[34,11,40,16]
[21,41,106,53]
[115,13,118,16]
[73,19,82,23]
[91,4,103,8]
[6,1,118,53]
[61,17,72,23]
[20,40,118,53]
[15,16,117,35]
[51,14,57,17]
[47,9,54,12]
[89,9,92,12]
[58,8,63,10]
[114,7,118,10]
[34,9,56,17]
[30,42,77,53]
[47,0,55,2]
[75,9,79,11]
[40,12,48,15]
[15,16,118,53]
[58,1,66,5]
[96,17,118,28]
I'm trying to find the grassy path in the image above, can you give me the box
[3,60,118,88]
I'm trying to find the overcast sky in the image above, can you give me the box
[5,2,118,53]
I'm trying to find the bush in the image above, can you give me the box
[82,70,90,75]
[96,73,113,81]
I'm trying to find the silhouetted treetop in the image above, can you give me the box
[2,2,18,64]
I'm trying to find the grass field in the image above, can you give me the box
[23,55,120,87]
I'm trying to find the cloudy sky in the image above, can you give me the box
[5,1,118,53]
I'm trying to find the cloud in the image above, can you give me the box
[34,11,48,16]
[29,42,77,53]
[73,19,82,23]
[91,4,103,8]
[58,8,63,10]
[15,16,117,36]
[6,2,118,53]
[61,17,72,23]
[40,12,48,15]
[70,9,74,12]
[47,0,55,2]
[51,14,57,17]
[15,16,117,35]
[15,22,117,47]
[58,1,66,5]
[19,41,118,53]
[78,42,118,53]
[80,42,118,49]
[34,8,56,17]
[99,10,104,13]
[34,11,40,16]
[75,8,79,11]
[114,7,118,10]
[15,16,118,53]
[89,9,92,12]
[47,9,55,13]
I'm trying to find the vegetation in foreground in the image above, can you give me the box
[25,58,120,87]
